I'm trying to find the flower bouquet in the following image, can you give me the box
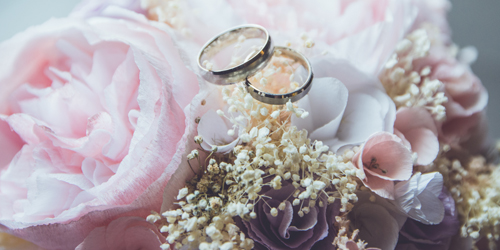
[0,0,498,250]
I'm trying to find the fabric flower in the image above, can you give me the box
[352,132,413,199]
[0,9,198,249]
[292,58,396,153]
[349,192,408,250]
[392,172,444,224]
[237,181,338,250]
[394,107,439,165]
[395,187,460,250]
[76,216,165,250]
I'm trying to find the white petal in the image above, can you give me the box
[197,109,238,154]
[292,77,348,141]
[416,172,443,197]
[409,189,444,224]
[393,172,444,224]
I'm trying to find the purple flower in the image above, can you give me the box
[237,181,341,250]
[395,188,460,250]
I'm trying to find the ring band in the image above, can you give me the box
[245,46,313,105]
[197,24,273,85]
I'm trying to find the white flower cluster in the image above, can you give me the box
[333,215,372,250]
[427,148,500,249]
[380,26,448,121]
[151,83,363,249]
[156,161,255,250]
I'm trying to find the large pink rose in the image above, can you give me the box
[0,9,198,249]
[76,217,165,250]
[413,40,488,151]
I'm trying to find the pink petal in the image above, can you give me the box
[404,128,439,165]
[76,216,164,250]
[363,140,413,180]
[394,107,437,136]
[0,118,24,169]
[363,175,396,200]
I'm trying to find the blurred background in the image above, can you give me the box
[0,0,499,139]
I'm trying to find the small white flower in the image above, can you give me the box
[177,187,189,200]
[270,207,278,217]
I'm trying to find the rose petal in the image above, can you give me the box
[76,216,164,250]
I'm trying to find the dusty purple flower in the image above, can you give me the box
[237,181,341,250]
[395,188,459,250]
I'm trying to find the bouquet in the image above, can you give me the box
[0,0,497,249]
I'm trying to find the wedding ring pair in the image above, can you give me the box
[197,25,313,105]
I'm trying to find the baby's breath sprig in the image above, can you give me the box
[380,25,448,122]
[333,215,372,250]
[150,61,364,249]
[424,145,500,250]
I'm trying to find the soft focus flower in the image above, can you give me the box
[392,172,444,224]
[412,29,488,149]
[238,182,336,250]
[352,132,413,199]
[292,59,396,152]
[0,9,198,249]
[76,216,165,250]
[226,0,418,75]
[349,192,408,250]
[394,107,439,165]
[395,187,460,250]
[70,0,146,18]
[142,0,418,76]
[409,0,451,39]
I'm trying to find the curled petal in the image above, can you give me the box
[197,109,239,154]
[292,77,348,142]
[394,172,444,224]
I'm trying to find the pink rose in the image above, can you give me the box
[411,31,488,151]
[380,19,489,155]
[76,217,165,250]
[352,132,413,199]
[434,60,488,145]
[0,9,198,249]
